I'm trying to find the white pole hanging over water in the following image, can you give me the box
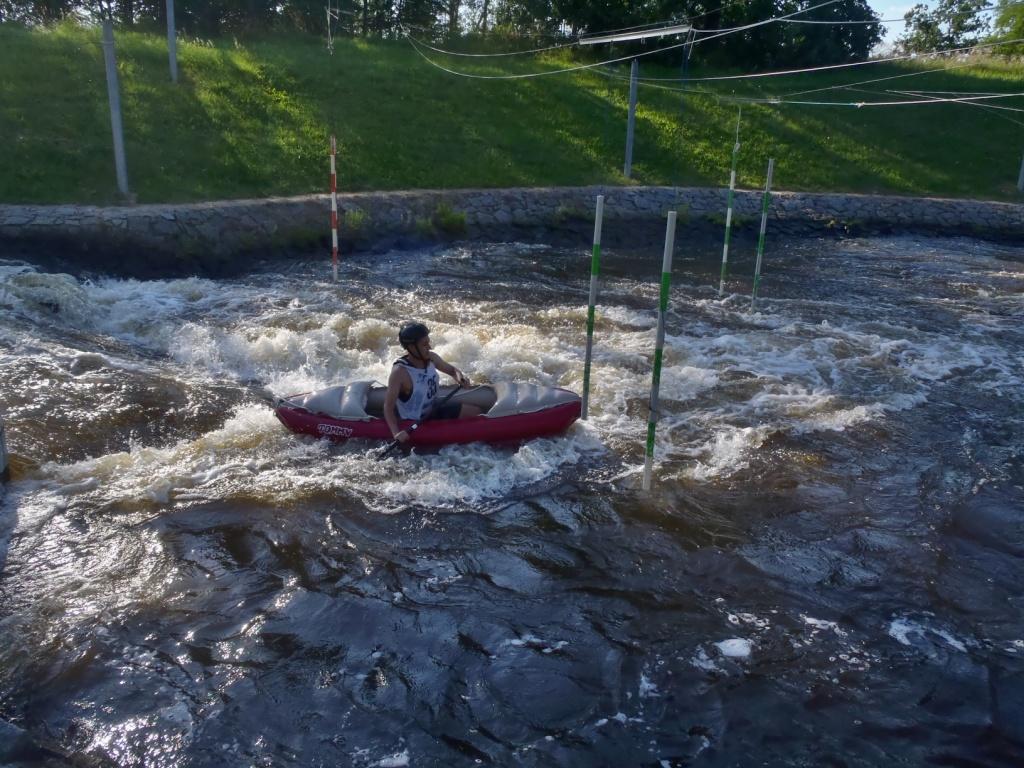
[750,158,775,311]
[719,108,742,297]
[330,135,339,282]
[624,59,639,179]
[642,211,677,491]
[579,23,691,46]
[581,194,604,420]
[1018,150,1024,193]
[101,18,131,199]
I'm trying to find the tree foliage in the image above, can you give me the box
[0,0,884,66]
[897,0,991,52]
[992,0,1024,53]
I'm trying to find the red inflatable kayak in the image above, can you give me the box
[274,381,582,446]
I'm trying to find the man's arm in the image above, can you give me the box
[383,366,412,442]
[430,352,470,386]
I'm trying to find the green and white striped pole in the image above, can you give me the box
[750,157,775,311]
[642,211,677,491]
[581,194,604,420]
[718,108,742,297]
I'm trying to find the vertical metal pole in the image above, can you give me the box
[101,19,130,199]
[624,59,638,178]
[326,5,333,54]
[672,29,694,210]
[330,135,339,282]
[581,194,604,420]
[166,0,178,84]
[719,108,741,297]
[751,158,775,311]
[642,211,677,492]
[1017,150,1024,192]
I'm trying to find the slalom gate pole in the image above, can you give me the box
[719,108,741,297]
[642,211,677,492]
[330,135,339,282]
[750,157,775,311]
[1018,150,1024,193]
[581,195,604,420]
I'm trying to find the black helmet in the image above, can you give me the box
[398,321,430,346]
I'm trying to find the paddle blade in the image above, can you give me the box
[376,441,400,461]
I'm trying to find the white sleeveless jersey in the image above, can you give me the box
[394,359,439,420]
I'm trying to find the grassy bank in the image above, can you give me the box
[2,22,1023,205]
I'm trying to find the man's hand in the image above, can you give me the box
[455,370,471,387]
[394,430,410,443]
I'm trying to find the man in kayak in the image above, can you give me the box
[384,321,482,444]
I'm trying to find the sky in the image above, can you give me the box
[868,0,916,50]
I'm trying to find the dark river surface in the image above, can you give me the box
[0,231,1023,767]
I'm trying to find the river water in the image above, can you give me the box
[0,232,1022,767]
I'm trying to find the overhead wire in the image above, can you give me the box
[719,90,1024,107]
[621,37,1024,83]
[888,88,1024,116]
[401,34,578,57]
[402,0,843,79]
[781,59,984,97]
[402,0,1018,58]
[401,0,1024,114]
[887,88,1024,127]
[590,64,1024,109]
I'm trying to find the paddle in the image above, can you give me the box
[376,383,463,460]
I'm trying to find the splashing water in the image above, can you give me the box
[1,234,1023,766]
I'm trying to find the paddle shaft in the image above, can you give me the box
[377,383,463,459]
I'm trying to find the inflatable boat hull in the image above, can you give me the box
[274,382,581,447]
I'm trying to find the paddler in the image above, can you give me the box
[384,322,482,444]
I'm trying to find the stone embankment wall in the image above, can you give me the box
[0,186,1020,274]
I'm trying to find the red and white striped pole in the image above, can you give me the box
[329,134,339,282]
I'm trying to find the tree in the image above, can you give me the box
[0,0,883,66]
[992,0,1024,53]
[0,0,77,23]
[897,0,991,52]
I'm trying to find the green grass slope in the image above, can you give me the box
[1,22,1022,205]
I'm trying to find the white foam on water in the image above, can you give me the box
[714,638,752,658]
[594,304,657,330]
[6,239,1024,502]
[169,317,387,387]
[728,612,771,630]
[691,647,719,672]
[791,393,927,434]
[502,634,569,654]
[35,404,289,506]
[639,671,660,698]
[888,617,968,654]
[685,426,770,481]
[657,365,720,402]
[29,398,603,511]
[801,616,846,636]
[893,337,991,382]
[375,432,598,507]
[0,271,241,349]
[373,750,410,768]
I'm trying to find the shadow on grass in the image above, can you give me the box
[1,24,1022,204]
